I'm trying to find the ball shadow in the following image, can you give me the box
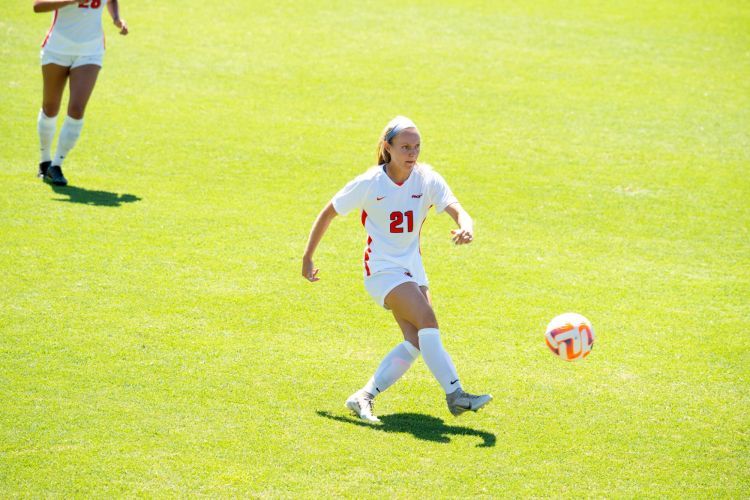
[317,410,496,448]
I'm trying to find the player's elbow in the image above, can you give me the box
[33,1,50,13]
[322,202,338,221]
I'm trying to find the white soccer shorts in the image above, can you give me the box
[41,49,103,69]
[364,266,428,308]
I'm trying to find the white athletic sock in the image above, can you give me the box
[363,340,420,396]
[53,115,84,167]
[37,109,57,163]
[418,328,462,394]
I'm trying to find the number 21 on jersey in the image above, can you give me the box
[390,211,414,233]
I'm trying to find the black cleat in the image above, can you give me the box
[44,165,68,186]
[38,161,51,179]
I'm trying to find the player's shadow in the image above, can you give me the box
[48,183,141,207]
[317,410,496,448]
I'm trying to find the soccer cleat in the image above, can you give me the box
[38,161,51,179]
[345,390,380,422]
[44,165,68,186]
[446,389,493,416]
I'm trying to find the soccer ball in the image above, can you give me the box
[545,312,594,361]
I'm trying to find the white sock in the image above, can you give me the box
[363,340,420,396]
[37,109,57,163]
[418,328,462,394]
[53,115,84,167]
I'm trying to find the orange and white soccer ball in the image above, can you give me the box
[545,313,594,361]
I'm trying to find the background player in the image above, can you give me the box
[33,0,128,186]
[302,116,492,422]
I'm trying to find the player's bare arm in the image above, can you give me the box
[302,201,338,282]
[444,203,474,245]
[33,0,82,13]
[107,0,128,35]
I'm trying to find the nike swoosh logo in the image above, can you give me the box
[376,196,385,201]
[450,379,459,385]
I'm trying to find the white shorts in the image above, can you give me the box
[41,49,103,69]
[364,266,429,308]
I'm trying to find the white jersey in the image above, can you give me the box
[331,164,458,277]
[42,0,109,56]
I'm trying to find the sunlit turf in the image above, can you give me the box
[1,0,748,496]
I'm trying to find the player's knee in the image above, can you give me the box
[68,99,86,120]
[42,102,60,118]
[416,310,438,330]
[67,104,86,120]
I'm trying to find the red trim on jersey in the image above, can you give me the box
[361,210,372,275]
[362,210,372,276]
[364,235,373,276]
[418,204,433,255]
[41,10,59,48]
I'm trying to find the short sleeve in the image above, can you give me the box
[429,171,458,213]
[331,175,370,216]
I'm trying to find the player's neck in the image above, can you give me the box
[385,162,412,184]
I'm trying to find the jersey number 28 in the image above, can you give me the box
[390,211,414,233]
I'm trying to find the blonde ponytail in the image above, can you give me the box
[376,123,393,165]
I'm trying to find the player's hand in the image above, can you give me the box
[302,257,320,282]
[451,227,473,245]
[114,18,128,35]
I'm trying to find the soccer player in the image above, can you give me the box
[302,116,492,422]
[33,0,129,186]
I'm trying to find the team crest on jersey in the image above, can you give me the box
[411,193,423,198]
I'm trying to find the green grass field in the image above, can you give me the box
[1,0,749,496]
